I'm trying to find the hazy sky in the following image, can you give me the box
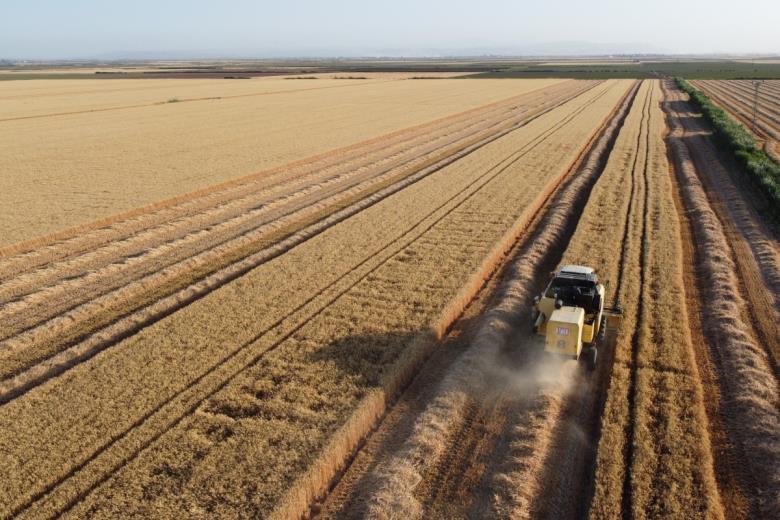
[2,0,778,59]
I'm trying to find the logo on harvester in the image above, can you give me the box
[556,327,569,336]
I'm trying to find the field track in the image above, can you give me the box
[691,79,780,162]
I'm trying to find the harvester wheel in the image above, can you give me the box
[587,347,598,371]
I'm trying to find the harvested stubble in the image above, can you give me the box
[0,81,629,519]
[664,81,780,518]
[558,80,721,519]
[0,77,564,246]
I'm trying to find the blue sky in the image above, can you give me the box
[1,0,778,59]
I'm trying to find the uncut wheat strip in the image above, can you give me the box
[55,82,631,520]
[0,79,579,266]
[567,81,654,520]
[9,83,617,520]
[665,84,780,518]
[358,81,634,520]
[0,81,593,308]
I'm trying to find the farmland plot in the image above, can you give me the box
[0,76,564,245]
[321,80,724,520]
[691,79,780,162]
[0,80,631,519]
[664,80,780,519]
[3,75,778,520]
[0,78,598,391]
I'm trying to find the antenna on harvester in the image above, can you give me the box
[751,80,764,134]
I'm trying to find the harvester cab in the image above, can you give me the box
[532,265,622,370]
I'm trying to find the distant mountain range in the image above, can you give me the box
[5,43,780,63]
[88,42,667,60]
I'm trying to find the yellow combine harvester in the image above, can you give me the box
[532,265,620,370]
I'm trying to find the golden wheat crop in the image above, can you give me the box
[0,80,629,520]
[0,77,564,246]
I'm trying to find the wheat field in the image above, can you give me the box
[2,75,779,520]
[0,76,566,246]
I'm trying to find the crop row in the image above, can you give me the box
[67,80,630,520]
[0,81,628,519]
